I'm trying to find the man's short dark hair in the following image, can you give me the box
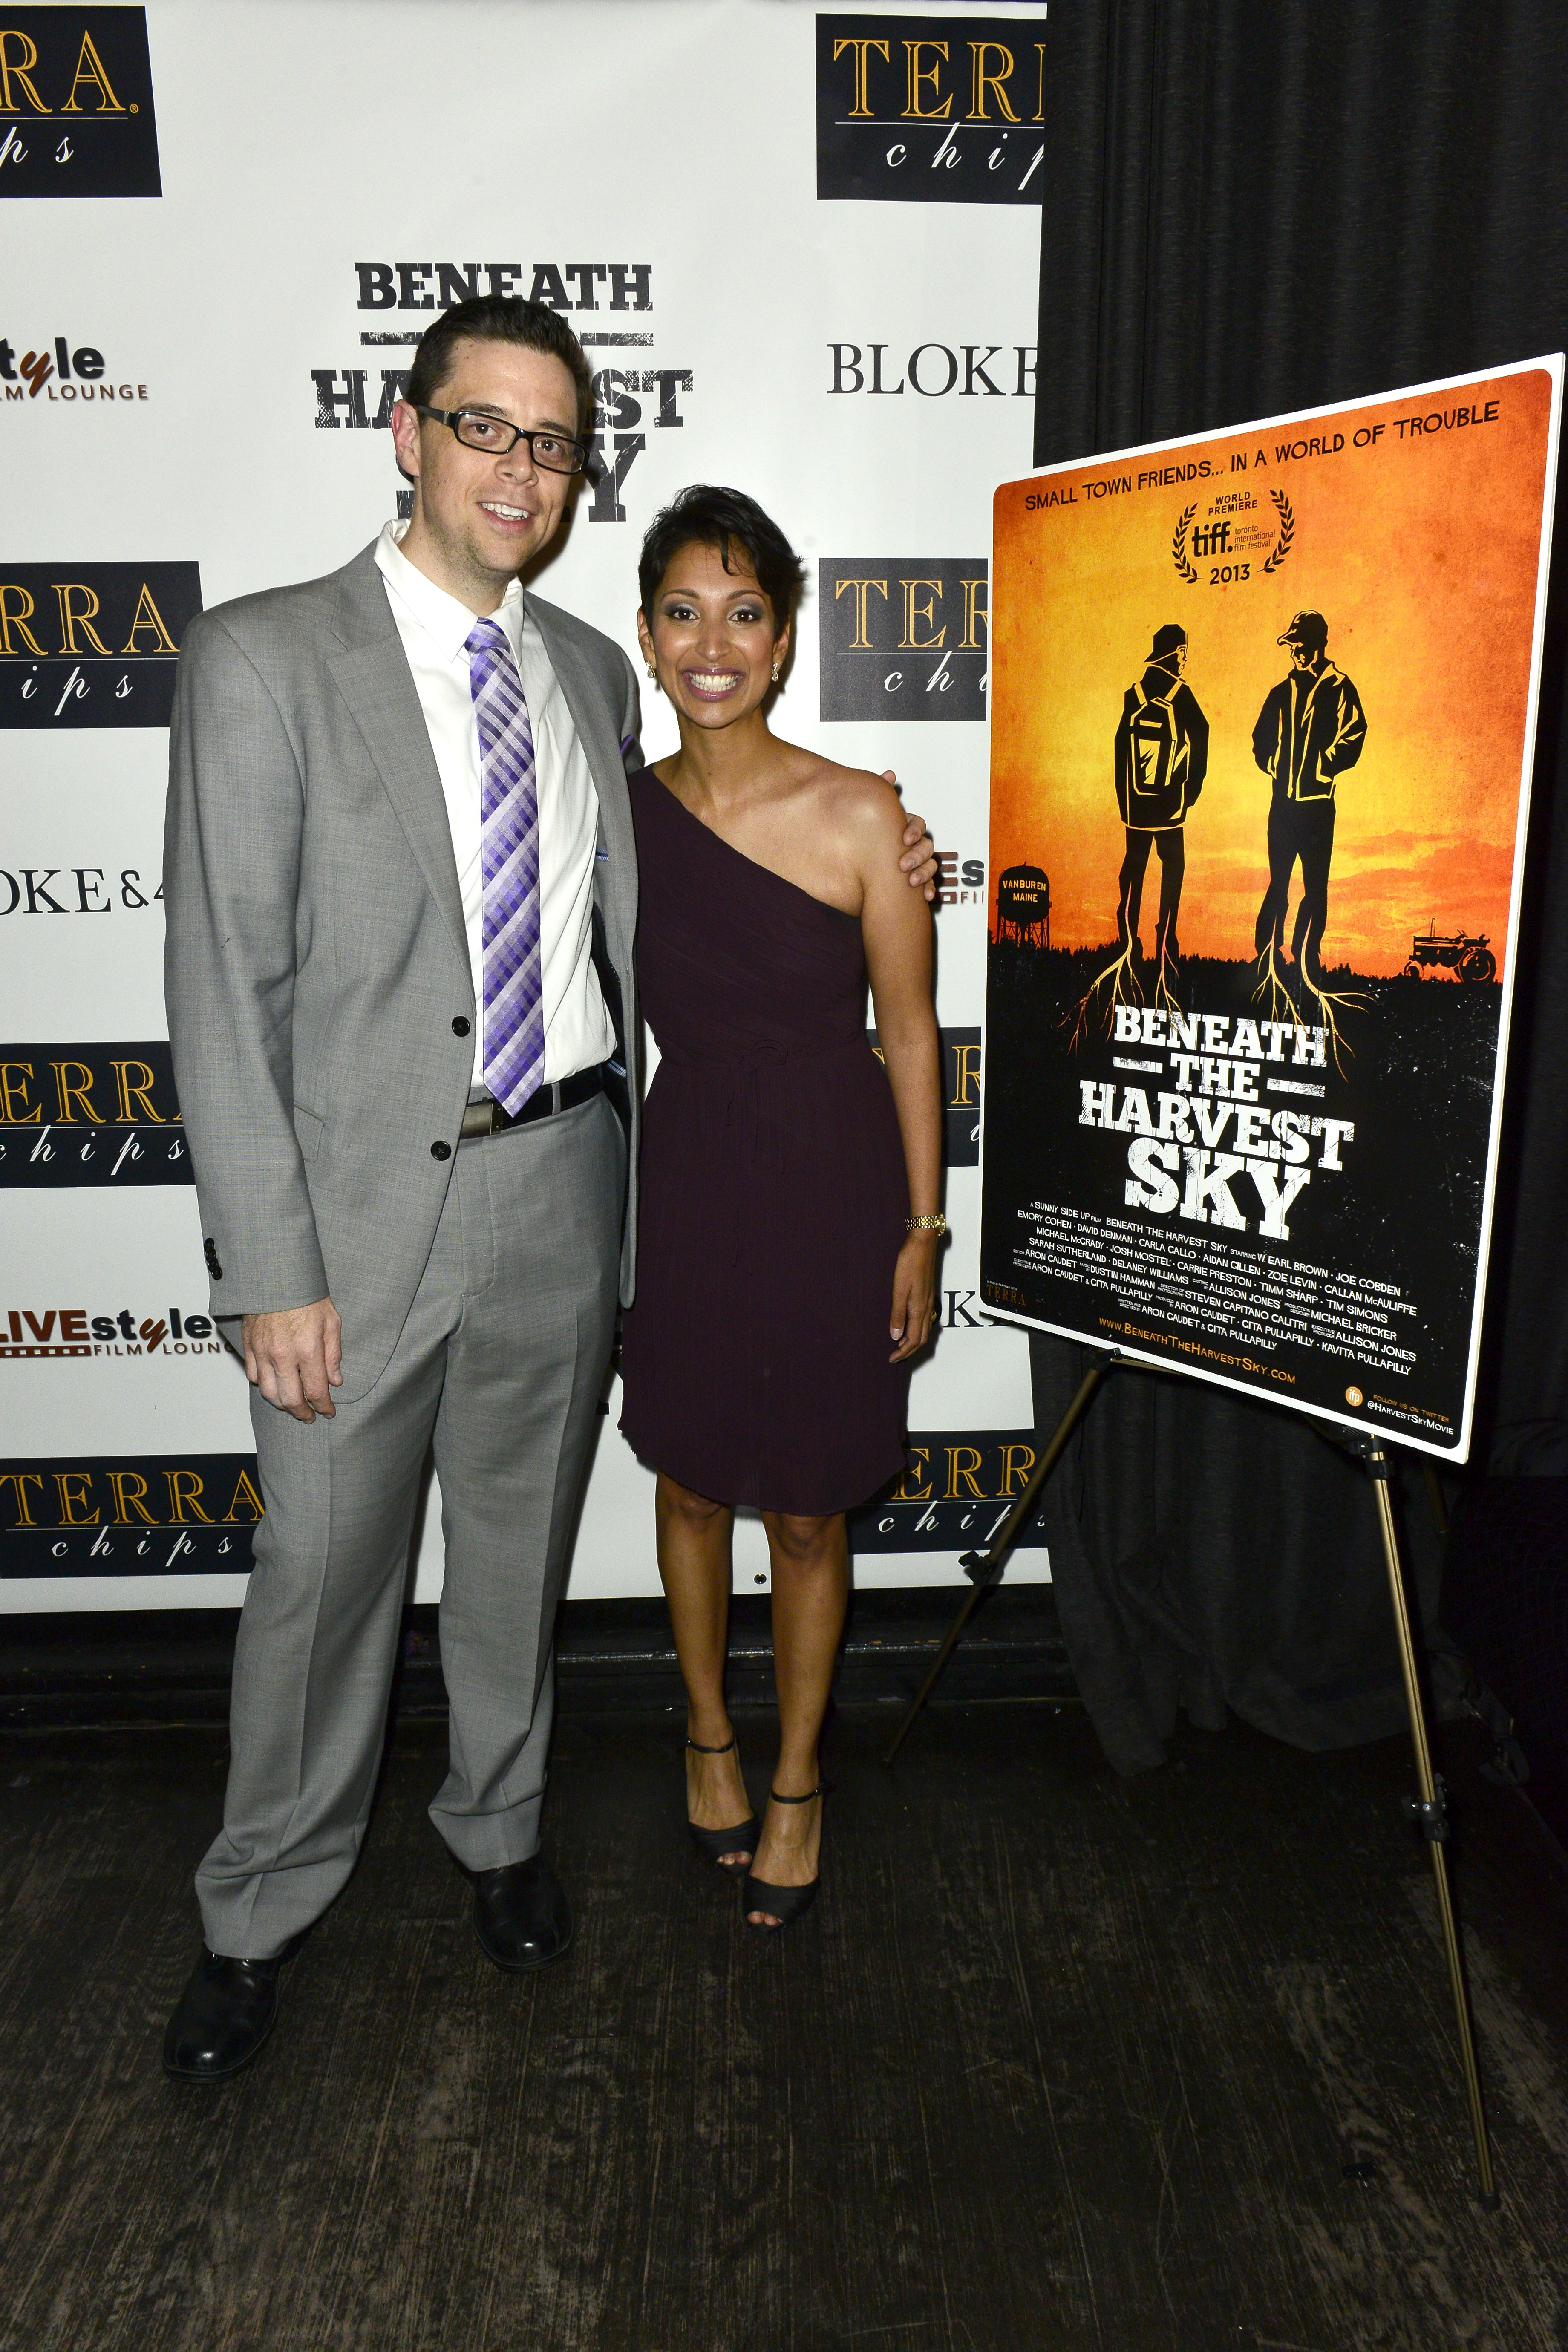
[405,296,593,435]
[638,485,806,632]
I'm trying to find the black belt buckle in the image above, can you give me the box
[459,1097,503,1141]
[461,1066,602,1143]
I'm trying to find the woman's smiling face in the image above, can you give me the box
[638,538,789,729]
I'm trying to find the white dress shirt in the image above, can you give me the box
[374,519,615,1093]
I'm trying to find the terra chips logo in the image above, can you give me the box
[870,1024,982,1165]
[816,14,1050,203]
[0,563,201,725]
[0,1042,187,1187]
[819,557,987,721]
[848,1428,1049,1553]
[0,1455,261,1575]
[0,9,161,198]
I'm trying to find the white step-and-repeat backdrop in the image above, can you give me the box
[1,0,1058,1609]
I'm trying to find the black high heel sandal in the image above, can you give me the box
[685,1735,761,1870]
[742,1786,823,1931]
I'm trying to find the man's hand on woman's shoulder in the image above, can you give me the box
[877,769,940,901]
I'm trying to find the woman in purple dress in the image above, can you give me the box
[618,487,943,1930]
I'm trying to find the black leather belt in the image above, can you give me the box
[459,1064,605,1141]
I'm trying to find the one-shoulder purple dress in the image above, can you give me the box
[618,768,911,1514]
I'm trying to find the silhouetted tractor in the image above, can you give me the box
[1404,926,1496,983]
[997,864,1051,948]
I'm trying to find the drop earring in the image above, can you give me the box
[771,662,781,683]
[646,663,657,683]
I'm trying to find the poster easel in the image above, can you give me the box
[882,1349,1499,2208]
[942,363,1564,2211]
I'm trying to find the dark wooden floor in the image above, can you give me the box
[1,1702,1565,2352]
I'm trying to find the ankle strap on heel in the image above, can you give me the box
[685,1735,737,1755]
[769,1785,822,1804]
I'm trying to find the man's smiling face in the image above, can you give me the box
[390,337,582,612]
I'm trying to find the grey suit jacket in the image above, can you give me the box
[163,540,643,1403]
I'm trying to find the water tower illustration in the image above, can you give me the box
[996,863,1051,948]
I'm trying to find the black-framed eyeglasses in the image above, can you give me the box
[418,405,589,477]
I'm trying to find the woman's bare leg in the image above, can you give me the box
[748,1509,848,1922]
[655,1471,755,1861]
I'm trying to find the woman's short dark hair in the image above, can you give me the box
[405,296,593,436]
[638,486,806,634]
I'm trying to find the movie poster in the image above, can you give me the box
[980,360,1561,1459]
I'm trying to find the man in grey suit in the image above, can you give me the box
[161,295,935,2079]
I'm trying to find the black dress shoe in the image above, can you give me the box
[162,1946,292,2081]
[471,1852,573,1973]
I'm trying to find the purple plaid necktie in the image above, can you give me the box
[467,617,545,1115]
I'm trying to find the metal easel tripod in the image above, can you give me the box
[880,1349,1499,2207]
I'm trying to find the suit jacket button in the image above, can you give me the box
[431,1140,452,1161]
[452,1015,471,1036]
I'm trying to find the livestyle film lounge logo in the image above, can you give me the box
[848,1428,1049,1554]
[0,564,200,726]
[819,559,987,721]
[2,332,150,404]
[0,9,161,197]
[0,1042,188,1187]
[0,1301,221,1361]
[0,1455,261,1576]
[816,15,1050,202]
[313,259,689,524]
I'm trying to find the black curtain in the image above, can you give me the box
[1019,1,1568,1772]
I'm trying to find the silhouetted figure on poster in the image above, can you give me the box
[1252,611,1367,986]
[1113,624,1208,977]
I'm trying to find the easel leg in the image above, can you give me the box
[880,1353,1118,1766]
[1363,1438,1499,2208]
[1422,1455,1450,1539]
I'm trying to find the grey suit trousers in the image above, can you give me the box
[195,1091,624,1960]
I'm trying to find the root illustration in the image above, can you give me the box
[1150,940,1183,1020]
[1252,939,1366,1072]
[1299,973,1368,1075]
[1251,939,1300,1025]
[1065,942,1142,1051]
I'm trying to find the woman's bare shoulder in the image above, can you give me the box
[784,747,907,842]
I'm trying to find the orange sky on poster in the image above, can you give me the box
[989,369,1554,977]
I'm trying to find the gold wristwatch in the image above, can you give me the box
[906,1213,947,1236]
